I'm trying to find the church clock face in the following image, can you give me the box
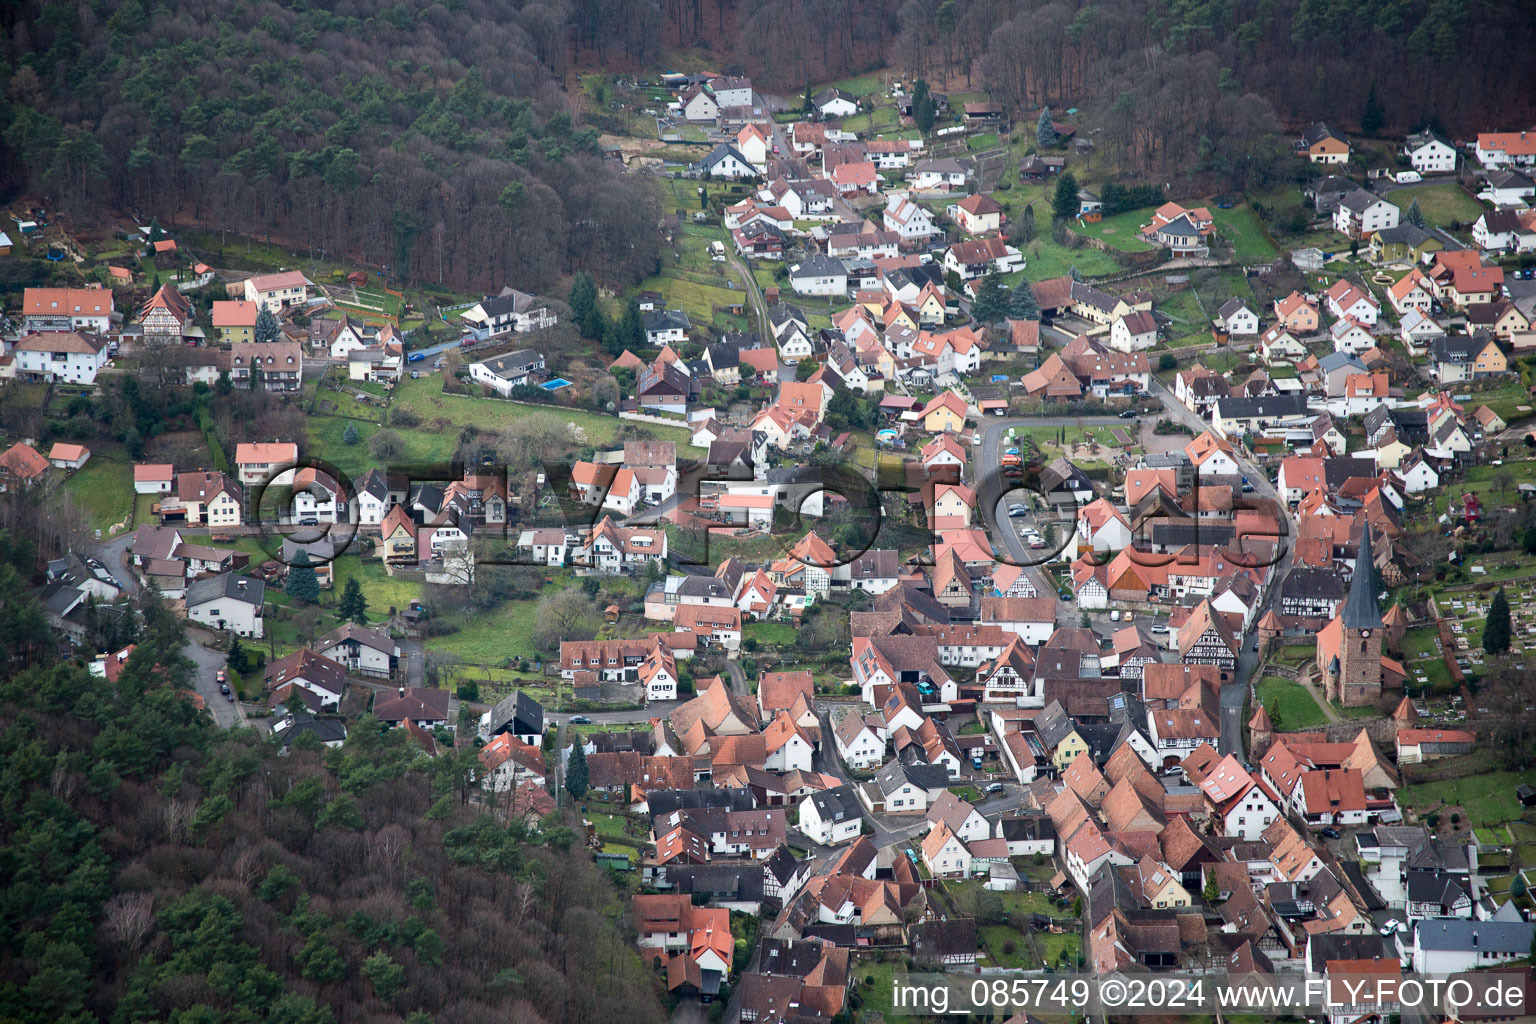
[1359,630,1371,638]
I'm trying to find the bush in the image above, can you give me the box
[1158,353,1178,371]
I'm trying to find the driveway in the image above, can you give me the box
[92,532,140,595]
[183,635,247,729]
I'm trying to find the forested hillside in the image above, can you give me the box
[0,0,660,292]
[0,553,665,1024]
[650,0,1534,178]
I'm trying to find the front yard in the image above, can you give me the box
[1385,184,1485,231]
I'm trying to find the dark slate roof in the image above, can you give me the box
[670,864,766,903]
[874,759,950,795]
[1405,869,1468,906]
[1212,394,1308,420]
[1307,932,1387,971]
[909,918,977,962]
[186,573,264,608]
[643,309,691,333]
[804,783,860,823]
[997,814,1055,842]
[790,254,846,280]
[1413,919,1535,953]
[1341,529,1382,630]
[701,143,754,171]
[274,712,348,748]
[1150,521,1235,549]
[1284,566,1347,602]
[478,289,543,317]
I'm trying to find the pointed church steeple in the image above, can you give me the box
[1341,528,1383,630]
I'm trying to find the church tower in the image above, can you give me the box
[1321,528,1384,706]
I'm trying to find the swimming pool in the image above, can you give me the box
[540,378,572,390]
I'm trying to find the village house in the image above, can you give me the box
[1274,292,1321,333]
[243,270,311,313]
[1475,130,1536,170]
[186,574,264,638]
[234,441,298,486]
[1404,128,1457,173]
[137,284,194,339]
[22,286,114,334]
[229,341,303,392]
[460,291,557,338]
[1298,122,1351,164]
[1333,190,1400,239]
[211,300,259,343]
[468,349,546,396]
[12,331,109,384]
[947,193,1005,235]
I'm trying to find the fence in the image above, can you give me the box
[619,409,692,429]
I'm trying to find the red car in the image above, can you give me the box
[460,337,474,347]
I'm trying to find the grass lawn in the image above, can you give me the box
[1255,676,1329,730]
[1429,459,1536,516]
[1398,768,1536,828]
[1005,238,1120,285]
[329,555,422,619]
[391,374,693,448]
[851,961,904,1021]
[1211,204,1280,263]
[1072,207,1158,252]
[1271,643,1317,668]
[822,71,890,97]
[62,457,135,536]
[744,620,798,648]
[1385,184,1486,230]
[429,574,573,666]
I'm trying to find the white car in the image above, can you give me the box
[1109,610,1121,621]
[1149,624,1169,635]
[1380,919,1402,936]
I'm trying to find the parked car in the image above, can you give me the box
[1007,504,1029,517]
[460,337,474,347]
[1318,827,1342,839]
[410,370,420,379]
[1394,171,1422,184]
[1118,409,1137,419]
[407,351,426,362]
[1110,609,1121,621]
[569,715,592,724]
[298,518,320,526]
[216,668,226,683]
[985,782,1004,794]
[219,683,231,695]
[1149,624,1169,635]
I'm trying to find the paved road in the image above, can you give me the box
[94,533,252,729]
[1144,377,1296,759]
[723,658,749,697]
[725,244,773,345]
[184,638,247,728]
[974,414,1124,604]
[92,533,140,595]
